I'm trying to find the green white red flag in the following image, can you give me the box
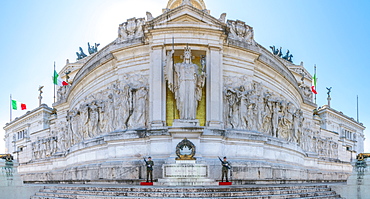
[53,70,68,86]
[11,99,27,110]
[311,73,317,94]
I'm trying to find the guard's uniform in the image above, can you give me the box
[221,160,230,182]
[146,160,154,182]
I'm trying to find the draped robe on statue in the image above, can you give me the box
[165,47,206,120]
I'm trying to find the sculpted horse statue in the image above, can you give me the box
[269,46,279,55]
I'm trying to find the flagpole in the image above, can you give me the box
[10,94,12,122]
[53,62,56,103]
[357,95,359,122]
[314,65,317,104]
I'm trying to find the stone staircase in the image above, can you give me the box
[30,184,342,199]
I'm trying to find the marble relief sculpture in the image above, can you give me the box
[222,75,338,158]
[165,47,206,120]
[227,20,256,45]
[56,85,70,102]
[31,137,57,160]
[34,74,150,155]
[117,17,146,43]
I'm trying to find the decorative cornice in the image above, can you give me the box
[4,104,53,130]
[318,105,365,130]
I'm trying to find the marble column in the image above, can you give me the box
[206,46,223,128]
[149,46,166,128]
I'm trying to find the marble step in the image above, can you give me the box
[291,195,341,199]
[35,187,333,197]
[36,185,329,192]
[37,192,335,199]
[31,185,342,199]
[31,194,342,199]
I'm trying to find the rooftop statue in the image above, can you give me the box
[227,20,256,45]
[282,50,293,63]
[65,70,71,83]
[271,46,293,63]
[88,42,100,55]
[277,47,283,57]
[270,46,279,56]
[282,50,289,60]
[76,47,87,60]
[270,46,293,59]
[117,18,145,43]
[38,85,44,106]
[219,13,227,23]
[270,46,283,57]
[146,12,154,21]
[38,85,44,95]
[287,54,293,62]
[326,87,332,97]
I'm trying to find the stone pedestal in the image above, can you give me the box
[332,159,370,199]
[172,119,200,127]
[157,160,217,186]
[0,160,42,199]
[140,182,153,186]
[0,160,23,186]
[219,182,232,185]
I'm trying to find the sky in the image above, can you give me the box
[0,0,369,153]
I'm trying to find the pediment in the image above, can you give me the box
[149,5,224,28]
[168,14,206,23]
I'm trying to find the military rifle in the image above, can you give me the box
[218,156,231,169]
[143,157,152,168]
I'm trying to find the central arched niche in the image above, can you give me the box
[166,49,206,126]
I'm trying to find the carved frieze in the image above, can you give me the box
[223,76,307,148]
[31,137,57,160]
[53,73,149,152]
[223,77,340,156]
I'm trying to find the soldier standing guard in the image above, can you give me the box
[221,156,231,182]
[144,156,154,183]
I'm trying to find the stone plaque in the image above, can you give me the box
[163,164,208,178]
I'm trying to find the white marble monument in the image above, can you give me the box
[3,0,365,185]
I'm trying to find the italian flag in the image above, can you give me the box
[53,70,68,86]
[311,73,318,94]
[12,100,27,110]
